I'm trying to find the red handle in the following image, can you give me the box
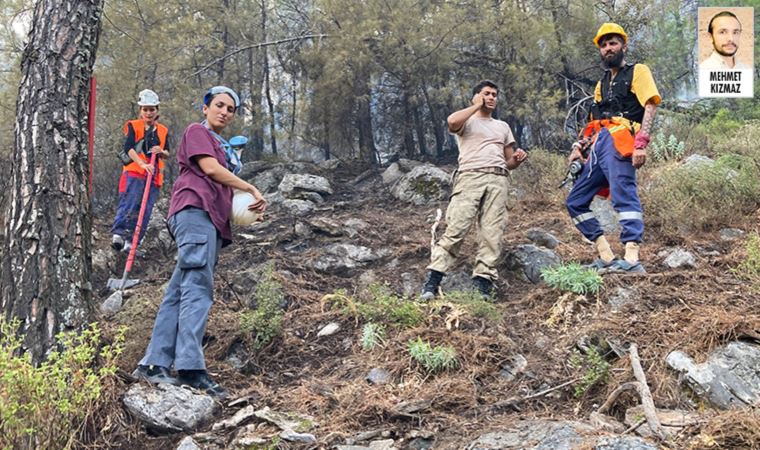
[124,152,158,272]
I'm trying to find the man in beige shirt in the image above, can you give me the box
[421,80,527,301]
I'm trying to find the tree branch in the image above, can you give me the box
[187,34,329,79]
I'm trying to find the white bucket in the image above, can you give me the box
[231,190,262,226]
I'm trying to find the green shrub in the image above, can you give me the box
[239,264,285,350]
[541,263,603,294]
[443,290,502,321]
[0,320,124,450]
[356,283,424,328]
[734,233,760,284]
[568,347,610,397]
[407,337,459,373]
[650,132,685,162]
[712,120,760,158]
[361,322,385,351]
[644,155,760,233]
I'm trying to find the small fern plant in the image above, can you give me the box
[541,263,603,294]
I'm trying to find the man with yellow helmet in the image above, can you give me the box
[565,23,661,273]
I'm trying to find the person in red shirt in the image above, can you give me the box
[133,86,266,398]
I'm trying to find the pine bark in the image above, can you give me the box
[1,0,103,362]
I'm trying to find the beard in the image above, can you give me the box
[713,42,737,57]
[601,49,625,69]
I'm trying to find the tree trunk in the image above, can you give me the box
[247,48,265,157]
[411,94,427,157]
[422,84,444,157]
[2,0,103,363]
[401,91,415,158]
[355,69,377,165]
[261,0,277,155]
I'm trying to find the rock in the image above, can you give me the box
[503,244,561,283]
[661,248,696,269]
[682,154,714,170]
[100,293,124,316]
[440,269,474,292]
[608,287,640,312]
[294,221,313,238]
[368,440,397,450]
[317,322,341,337]
[397,158,424,171]
[280,429,317,443]
[400,272,417,298]
[278,173,333,197]
[624,406,699,438]
[381,162,404,185]
[527,228,560,249]
[211,405,256,431]
[176,436,201,450]
[92,248,111,274]
[593,436,658,450]
[358,270,379,289]
[254,406,315,432]
[308,217,344,236]
[123,383,219,433]
[281,199,315,215]
[231,424,269,447]
[589,412,626,433]
[666,341,760,409]
[264,191,285,205]
[296,191,324,204]
[391,165,451,205]
[499,354,528,381]
[311,243,385,274]
[719,228,745,241]
[367,368,392,385]
[590,197,620,234]
[319,159,341,170]
[466,420,593,450]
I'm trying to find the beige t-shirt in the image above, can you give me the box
[454,116,515,171]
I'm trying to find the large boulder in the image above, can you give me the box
[391,165,451,205]
[381,162,404,185]
[311,243,387,275]
[278,173,333,198]
[123,384,219,433]
[666,341,760,409]
[466,420,657,449]
[503,244,561,283]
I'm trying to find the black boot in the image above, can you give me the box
[131,365,178,385]
[177,370,228,399]
[420,270,444,301]
[472,276,494,300]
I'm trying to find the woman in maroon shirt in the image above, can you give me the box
[133,86,266,398]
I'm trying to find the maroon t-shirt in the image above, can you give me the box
[167,123,233,246]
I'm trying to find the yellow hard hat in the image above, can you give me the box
[593,23,628,47]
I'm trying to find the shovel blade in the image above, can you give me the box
[106,278,141,291]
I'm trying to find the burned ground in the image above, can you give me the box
[92,161,760,449]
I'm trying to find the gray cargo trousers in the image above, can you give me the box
[139,207,222,371]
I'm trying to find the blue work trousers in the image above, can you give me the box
[139,208,222,371]
[111,173,159,244]
[565,128,644,243]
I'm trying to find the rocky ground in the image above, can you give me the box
[90,157,760,450]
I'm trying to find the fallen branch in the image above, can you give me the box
[484,377,583,413]
[430,208,442,250]
[597,381,639,414]
[629,343,666,440]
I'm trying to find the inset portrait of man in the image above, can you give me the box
[699,9,752,70]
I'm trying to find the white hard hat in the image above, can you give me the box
[137,89,160,106]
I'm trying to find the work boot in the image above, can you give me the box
[609,259,646,274]
[122,240,132,254]
[177,370,229,400]
[131,365,178,385]
[111,234,125,251]
[623,242,640,265]
[419,270,444,301]
[472,276,495,300]
[594,235,616,263]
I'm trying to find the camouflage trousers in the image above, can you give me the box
[428,171,510,281]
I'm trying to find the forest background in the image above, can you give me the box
[0,0,758,215]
